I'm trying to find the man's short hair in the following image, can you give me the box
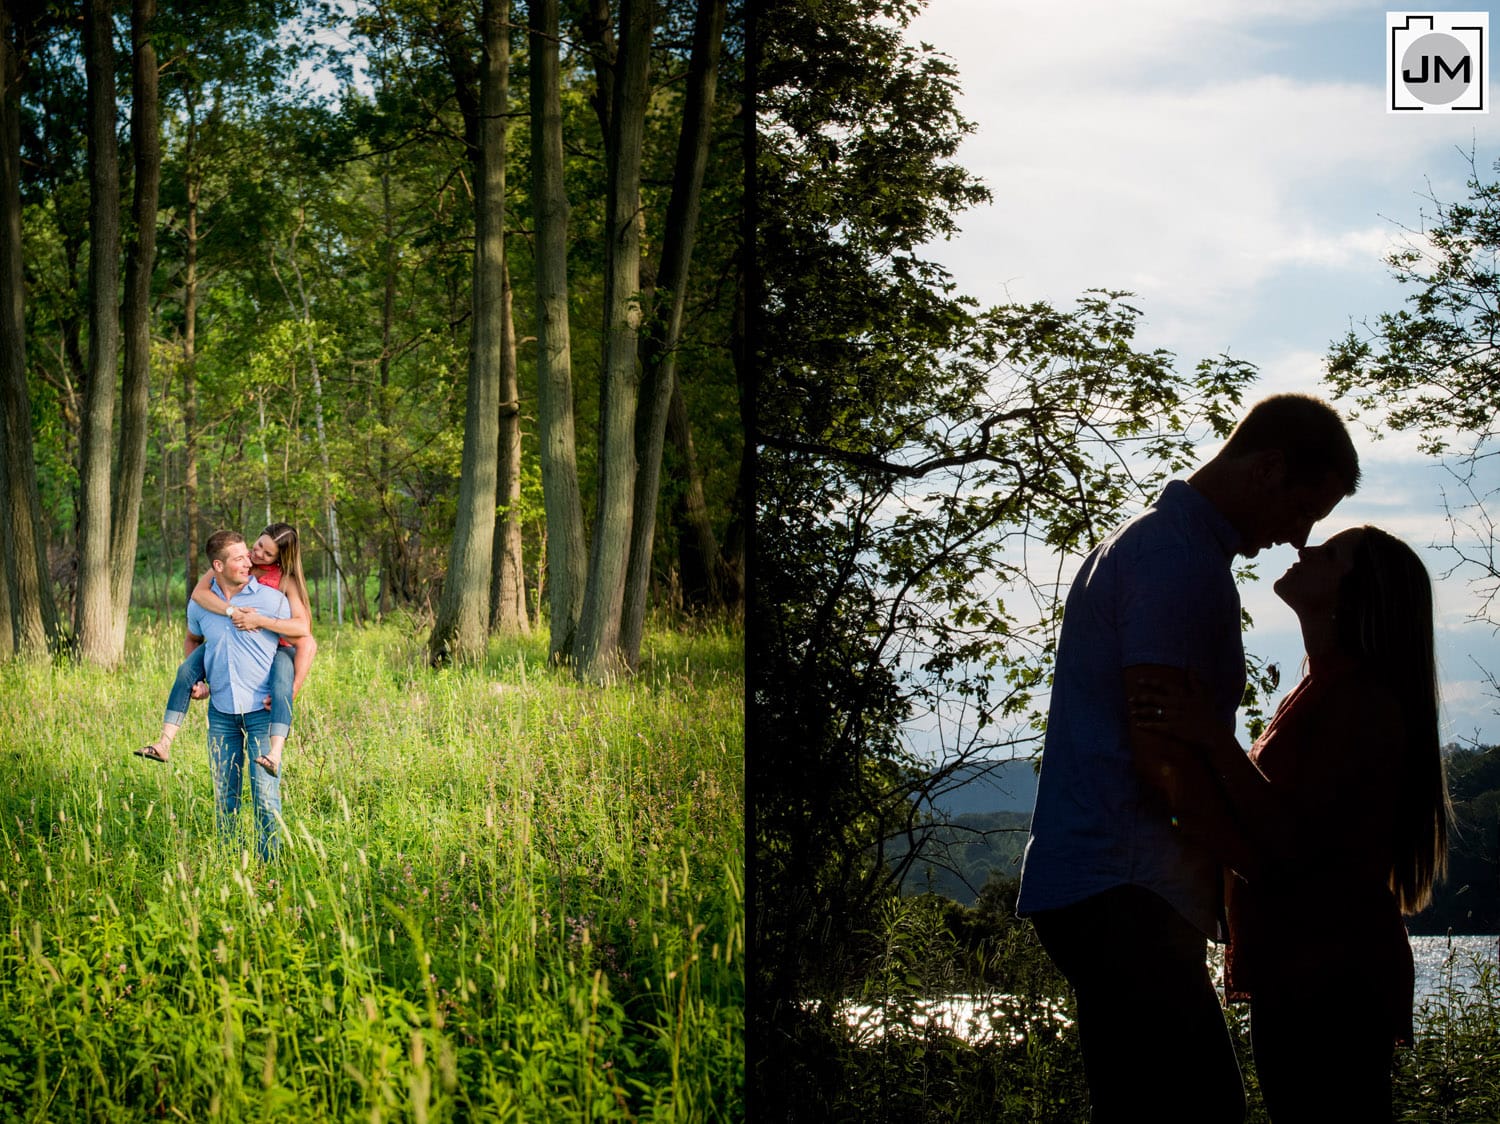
[205,530,246,564]
[1220,393,1360,495]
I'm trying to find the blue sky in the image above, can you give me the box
[907,1,1500,745]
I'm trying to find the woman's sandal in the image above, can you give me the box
[134,745,169,763]
[254,754,280,778]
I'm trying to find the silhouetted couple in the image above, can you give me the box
[1018,394,1450,1123]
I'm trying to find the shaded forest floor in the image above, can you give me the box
[0,617,743,1120]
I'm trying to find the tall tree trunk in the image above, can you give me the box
[306,346,344,625]
[575,0,653,679]
[530,0,586,663]
[379,150,396,617]
[668,380,730,606]
[182,96,201,594]
[0,2,57,656]
[721,251,747,609]
[256,393,271,525]
[428,0,508,666]
[0,512,11,656]
[621,0,725,668]
[182,353,199,587]
[75,0,121,666]
[573,0,616,159]
[109,0,159,650]
[490,257,529,634]
[277,211,346,624]
[156,420,171,620]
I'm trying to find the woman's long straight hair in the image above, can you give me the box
[1335,526,1452,913]
[262,522,309,617]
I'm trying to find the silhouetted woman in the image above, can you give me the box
[1134,526,1451,1123]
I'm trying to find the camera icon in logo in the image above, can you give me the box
[1389,13,1489,112]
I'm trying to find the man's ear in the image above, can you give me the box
[1248,448,1288,491]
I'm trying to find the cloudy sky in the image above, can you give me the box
[906,1,1500,744]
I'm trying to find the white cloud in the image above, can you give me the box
[1265,224,1406,270]
[928,78,1479,323]
[911,0,1377,91]
[909,4,1493,360]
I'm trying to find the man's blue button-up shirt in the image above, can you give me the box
[1016,480,1246,938]
[186,575,291,716]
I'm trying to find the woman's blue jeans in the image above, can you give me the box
[164,644,294,738]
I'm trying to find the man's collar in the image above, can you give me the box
[210,574,259,600]
[1160,479,1242,558]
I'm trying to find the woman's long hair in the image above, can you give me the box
[1334,526,1452,913]
[262,522,309,617]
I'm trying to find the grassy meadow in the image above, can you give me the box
[0,617,743,1121]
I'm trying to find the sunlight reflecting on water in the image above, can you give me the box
[833,934,1497,1044]
[837,992,1073,1046]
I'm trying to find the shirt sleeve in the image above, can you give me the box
[186,601,205,637]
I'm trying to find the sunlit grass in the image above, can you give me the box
[0,617,744,1120]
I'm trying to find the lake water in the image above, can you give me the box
[1409,933,1497,1007]
[839,934,1499,1044]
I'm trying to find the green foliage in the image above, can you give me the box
[1325,153,1500,636]
[1326,156,1500,454]
[1448,743,1500,799]
[16,0,744,630]
[0,618,743,1118]
[1397,951,1500,1122]
[1411,745,1500,935]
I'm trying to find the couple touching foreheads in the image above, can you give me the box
[1018,394,1450,1123]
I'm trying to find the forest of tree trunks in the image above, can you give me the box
[1,0,743,666]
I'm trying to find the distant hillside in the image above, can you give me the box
[922,757,1038,817]
[894,810,1030,904]
[893,759,1038,905]
[901,746,1499,931]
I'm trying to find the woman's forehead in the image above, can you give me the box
[1318,527,1364,557]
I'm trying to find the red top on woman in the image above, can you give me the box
[1223,659,1414,1045]
[253,564,294,649]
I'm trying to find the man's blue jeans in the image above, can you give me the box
[207,706,282,861]
[166,646,294,739]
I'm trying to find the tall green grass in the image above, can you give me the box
[1398,949,1500,1122]
[0,618,743,1120]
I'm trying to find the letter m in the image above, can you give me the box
[1436,55,1472,82]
